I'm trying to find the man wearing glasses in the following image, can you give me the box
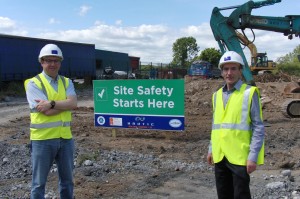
[207,51,265,199]
[24,44,77,199]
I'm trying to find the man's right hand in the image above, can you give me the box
[207,153,214,165]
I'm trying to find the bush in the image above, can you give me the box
[274,62,300,76]
[0,81,26,98]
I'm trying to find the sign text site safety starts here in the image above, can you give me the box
[93,79,184,131]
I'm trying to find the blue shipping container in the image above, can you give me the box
[0,34,96,81]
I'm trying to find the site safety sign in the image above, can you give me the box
[93,79,184,131]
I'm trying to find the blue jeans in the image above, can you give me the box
[30,138,74,199]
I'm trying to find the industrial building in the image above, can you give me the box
[0,34,140,82]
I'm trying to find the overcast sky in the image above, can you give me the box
[0,0,299,63]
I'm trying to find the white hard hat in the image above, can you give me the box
[218,51,244,69]
[38,44,63,62]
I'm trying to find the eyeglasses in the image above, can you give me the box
[222,66,240,73]
[43,59,61,64]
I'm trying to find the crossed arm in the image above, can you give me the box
[35,95,77,116]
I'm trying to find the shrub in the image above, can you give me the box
[274,62,300,76]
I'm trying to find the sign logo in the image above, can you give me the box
[97,116,105,125]
[224,56,231,61]
[169,119,182,128]
[109,117,123,126]
[135,116,145,122]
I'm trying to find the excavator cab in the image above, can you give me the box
[255,53,268,67]
[250,53,275,75]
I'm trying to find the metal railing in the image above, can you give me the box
[135,62,188,79]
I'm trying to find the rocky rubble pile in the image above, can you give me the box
[1,133,300,199]
[252,170,300,199]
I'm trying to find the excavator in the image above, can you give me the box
[236,31,276,75]
[210,0,300,118]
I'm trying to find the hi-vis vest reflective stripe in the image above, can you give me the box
[211,83,264,166]
[24,73,72,140]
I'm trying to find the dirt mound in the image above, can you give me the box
[254,72,299,83]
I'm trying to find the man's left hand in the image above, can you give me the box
[35,99,51,113]
[247,160,257,174]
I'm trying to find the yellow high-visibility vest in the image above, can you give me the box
[24,73,72,140]
[211,83,264,165]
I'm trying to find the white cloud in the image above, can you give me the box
[115,20,122,26]
[79,5,91,16]
[0,17,28,36]
[180,23,218,52]
[0,17,16,30]
[49,18,60,24]
[37,23,175,63]
[1,17,298,64]
[94,21,105,26]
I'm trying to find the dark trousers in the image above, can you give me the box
[215,157,251,199]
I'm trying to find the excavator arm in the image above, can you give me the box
[236,31,276,74]
[210,0,300,117]
[235,31,257,64]
[210,0,300,84]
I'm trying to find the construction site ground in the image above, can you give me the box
[0,74,299,198]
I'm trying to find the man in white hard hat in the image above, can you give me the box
[24,44,77,199]
[207,51,265,199]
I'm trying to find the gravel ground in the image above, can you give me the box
[0,77,300,199]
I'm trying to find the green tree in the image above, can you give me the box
[276,44,300,76]
[172,37,199,68]
[277,44,300,64]
[194,48,222,67]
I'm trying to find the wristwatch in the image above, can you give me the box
[50,100,56,109]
